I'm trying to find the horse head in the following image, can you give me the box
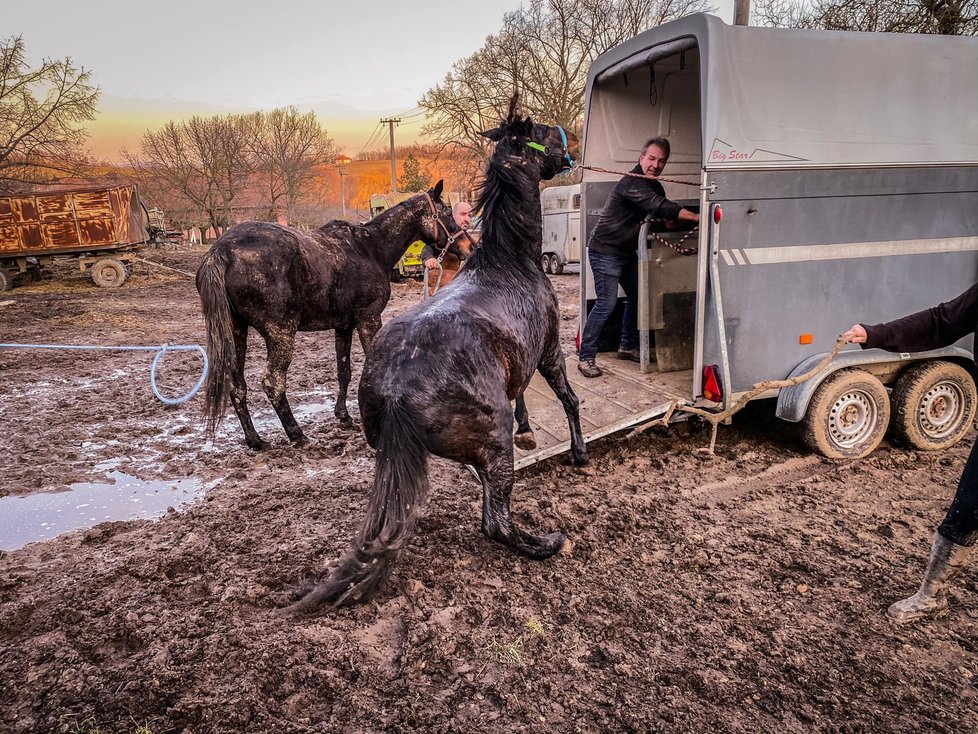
[419,179,459,249]
[479,94,580,181]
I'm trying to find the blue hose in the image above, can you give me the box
[0,343,208,406]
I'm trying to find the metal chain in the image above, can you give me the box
[574,163,700,188]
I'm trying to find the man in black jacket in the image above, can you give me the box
[845,282,978,622]
[578,137,699,378]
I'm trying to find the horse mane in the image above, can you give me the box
[468,129,544,272]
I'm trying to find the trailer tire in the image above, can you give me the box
[550,254,564,275]
[541,253,552,274]
[802,368,890,459]
[889,361,976,451]
[91,258,129,288]
[0,269,15,292]
[390,268,403,283]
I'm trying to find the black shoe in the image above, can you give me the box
[616,348,640,362]
[578,359,602,378]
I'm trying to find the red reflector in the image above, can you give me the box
[703,364,723,403]
[713,206,723,224]
[575,327,581,352]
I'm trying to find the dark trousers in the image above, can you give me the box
[939,438,978,546]
[579,249,638,362]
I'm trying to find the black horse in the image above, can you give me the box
[291,98,589,610]
[196,182,457,449]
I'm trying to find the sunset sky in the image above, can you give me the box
[9,0,733,161]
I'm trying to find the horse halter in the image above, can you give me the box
[423,192,455,246]
[525,126,574,173]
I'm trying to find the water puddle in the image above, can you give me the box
[0,471,203,552]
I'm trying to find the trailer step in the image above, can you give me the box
[514,356,691,470]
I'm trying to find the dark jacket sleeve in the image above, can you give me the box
[620,179,683,221]
[862,283,978,353]
[420,244,437,262]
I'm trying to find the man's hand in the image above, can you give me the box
[843,324,867,344]
[424,257,439,269]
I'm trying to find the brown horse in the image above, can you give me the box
[289,98,589,611]
[424,230,476,297]
[196,182,457,449]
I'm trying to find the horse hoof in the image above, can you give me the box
[514,432,537,450]
[291,435,312,448]
[528,532,566,559]
[571,450,590,467]
[247,439,272,451]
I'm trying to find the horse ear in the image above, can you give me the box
[479,127,505,142]
[430,179,444,200]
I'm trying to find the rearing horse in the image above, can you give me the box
[290,98,589,611]
[196,182,457,449]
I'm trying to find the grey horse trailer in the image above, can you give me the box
[515,14,978,468]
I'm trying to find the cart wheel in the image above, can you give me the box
[91,258,129,288]
[390,268,403,283]
[890,360,976,451]
[802,368,890,459]
[0,269,15,292]
[551,254,564,275]
[541,253,552,274]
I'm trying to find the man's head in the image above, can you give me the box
[639,137,671,178]
[453,201,473,229]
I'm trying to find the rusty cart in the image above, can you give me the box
[0,184,151,291]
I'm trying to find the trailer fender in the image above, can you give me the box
[775,346,974,423]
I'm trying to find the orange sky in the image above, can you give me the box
[86,96,425,162]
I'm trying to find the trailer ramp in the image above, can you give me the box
[514,358,691,470]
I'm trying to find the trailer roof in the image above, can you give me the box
[585,13,978,168]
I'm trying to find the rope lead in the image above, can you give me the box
[0,342,208,406]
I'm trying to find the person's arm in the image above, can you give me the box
[622,179,697,223]
[844,283,978,353]
[420,244,438,268]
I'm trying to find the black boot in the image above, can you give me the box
[887,533,972,623]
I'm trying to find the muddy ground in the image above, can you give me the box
[1,245,976,733]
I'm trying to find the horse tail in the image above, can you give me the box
[195,246,236,436]
[289,401,429,611]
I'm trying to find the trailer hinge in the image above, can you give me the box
[701,181,717,195]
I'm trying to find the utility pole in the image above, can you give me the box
[734,0,750,25]
[338,166,348,217]
[381,117,401,193]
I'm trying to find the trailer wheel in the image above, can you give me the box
[90,258,129,288]
[389,268,403,283]
[802,368,890,459]
[0,269,14,292]
[541,253,552,274]
[890,361,976,451]
[550,254,564,275]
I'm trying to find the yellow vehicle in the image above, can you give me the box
[370,191,460,281]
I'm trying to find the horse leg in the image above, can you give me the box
[228,317,269,451]
[355,314,382,355]
[334,326,355,422]
[513,393,537,450]
[537,346,590,466]
[261,329,307,446]
[477,445,565,560]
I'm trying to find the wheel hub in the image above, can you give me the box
[829,391,875,447]
[918,383,963,438]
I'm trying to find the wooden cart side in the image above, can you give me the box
[0,184,147,259]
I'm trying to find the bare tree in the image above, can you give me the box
[419,0,711,171]
[128,114,254,238]
[247,107,339,222]
[0,35,99,193]
[755,0,977,34]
